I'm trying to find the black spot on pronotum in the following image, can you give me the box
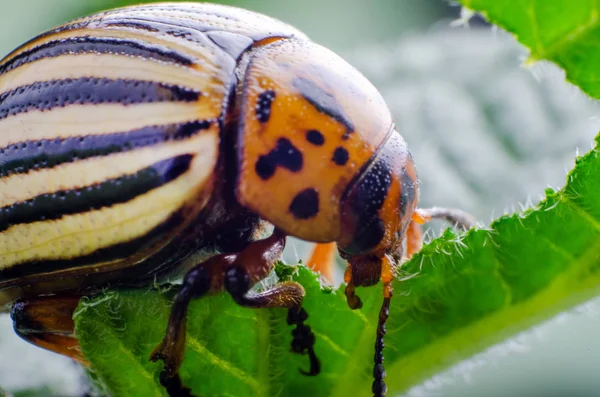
[292,77,354,136]
[306,129,325,146]
[289,188,319,219]
[254,138,303,180]
[332,147,349,166]
[255,156,276,180]
[255,90,276,123]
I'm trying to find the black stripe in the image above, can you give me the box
[0,154,194,233]
[41,19,95,37]
[6,19,95,59]
[0,37,195,76]
[102,18,252,66]
[101,14,271,55]
[0,77,200,120]
[104,17,215,45]
[106,20,161,33]
[2,4,236,68]
[101,7,293,42]
[292,77,355,136]
[106,15,214,32]
[0,209,185,283]
[0,120,211,178]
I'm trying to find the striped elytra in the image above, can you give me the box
[0,4,428,397]
[0,3,306,293]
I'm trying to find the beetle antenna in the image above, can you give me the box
[415,207,477,231]
[372,294,391,397]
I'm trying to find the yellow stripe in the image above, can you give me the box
[2,28,223,71]
[0,130,218,269]
[0,52,224,95]
[0,101,219,148]
[0,125,219,208]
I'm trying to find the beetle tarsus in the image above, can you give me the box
[344,281,363,310]
[159,371,195,397]
[225,265,320,376]
[288,306,320,376]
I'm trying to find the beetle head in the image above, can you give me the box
[337,128,419,286]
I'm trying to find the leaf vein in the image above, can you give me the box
[562,193,600,232]
[312,330,350,357]
[536,4,599,59]
[186,335,262,393]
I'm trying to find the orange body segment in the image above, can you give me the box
[236,39,391,242]
[405,220,423,259]
[11,296,87,364]
[307,242,336,283]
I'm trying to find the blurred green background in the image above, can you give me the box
[1,1,600,396]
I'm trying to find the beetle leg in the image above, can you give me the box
[150,253,234,396]
[224,229,320,376]
[372,255,395,397]
[307,242,336,283]
[11,295,86,364]
[407,207,476,259]
[414,207,476,231]
[152,229,320,396]
[405,219,423,258]
[225,271,319,376]
[343,265,363,309]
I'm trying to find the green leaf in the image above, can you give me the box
[72,1,600,397]
[461,0,600,99]
[75,134,600,396]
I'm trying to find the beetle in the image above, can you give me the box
[0,3,475,396]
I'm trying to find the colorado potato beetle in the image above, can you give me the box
[0,3,475,396]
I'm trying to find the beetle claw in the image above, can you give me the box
[158,369,195,397]
[150,337,182,377]
[151,346,196,397]
[298,347,321,376]
[288,307,321,376]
